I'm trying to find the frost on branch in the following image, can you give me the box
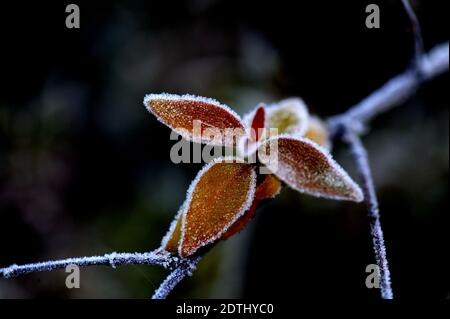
[258,136,363,202]
[143,93,246,146]
[161,157,257,257]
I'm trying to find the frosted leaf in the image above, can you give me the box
[243,108,260,131]
[242,104,267,138]
[221,174,282,240]
[175,157,256,257]
[144,93,246,146]
[249,105,266,142]
[303,116,331,150]
[253,174,282,200]
[266,98,309,136]
[238,105,267,158]
[258,135,363,202]
[160,200,186,254]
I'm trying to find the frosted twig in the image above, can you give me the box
[152,257,201,299]
[0,250,177,279]
[325,5,447,301]
[326,42,448,299]
[401,0,424,62]
[0,248,201,299]
[344,131,393,299]
[328,41,449,132]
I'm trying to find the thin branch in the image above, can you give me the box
[401,0,424,63]
[325,5,447,300]
[344,131,393,299]
[152,257,201,299]
[0,250,178,279]
[328,41,449,132]
[0,249,201,299]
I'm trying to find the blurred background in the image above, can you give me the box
[0,0,448,299]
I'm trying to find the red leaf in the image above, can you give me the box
[250,105,266,142]
[159,158,257,257]
[144,93,245,146]
[221,174,281,240]
[258,136,363,202]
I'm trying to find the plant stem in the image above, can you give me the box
[328,42,448,132]
[344,131,393,299]
[152,257,201,299]
[0,251,176,279]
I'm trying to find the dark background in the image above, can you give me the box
[0,0,448,298]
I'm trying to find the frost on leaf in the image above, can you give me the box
[144,93,246,146]
[258,136,363,202]
[266,98,309,136]
[179,157,256,257]
[161,204,184,254]
[303,116,331,150]
[221,174,282,240]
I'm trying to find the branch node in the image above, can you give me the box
[107,252,118,269]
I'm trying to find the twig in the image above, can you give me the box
[0,249,201,299]
[0,250,178,279]
[326,35,448,301]
[401,0,424,63]
[328,41,449,133]
[152,257,201,299]
[344,131,393,299]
